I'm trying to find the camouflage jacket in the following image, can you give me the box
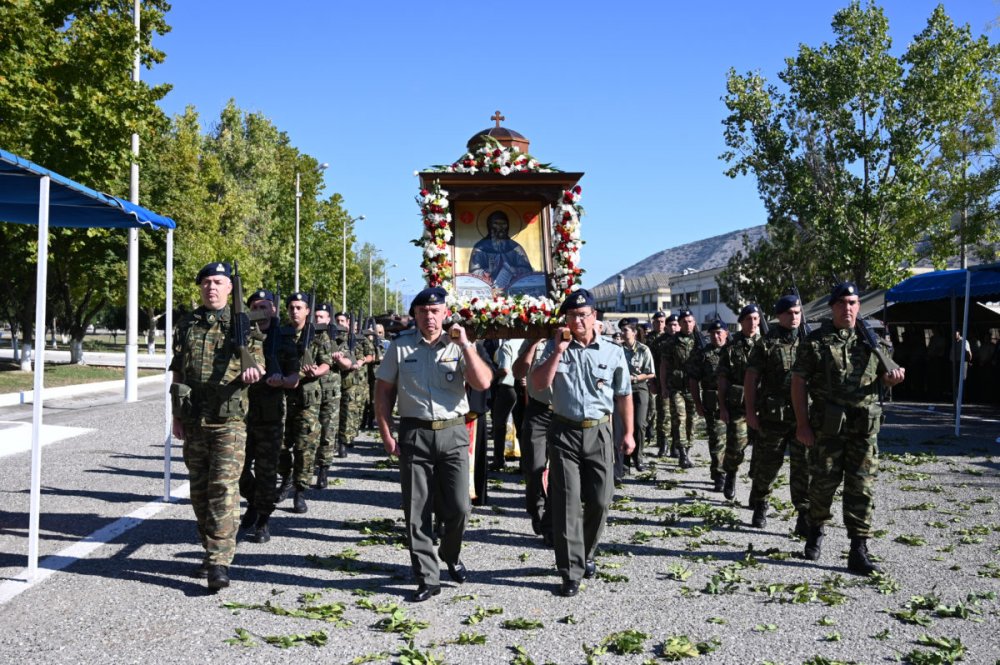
[646,330,670,366]
[748,326,800,422]
[319,332,348,392]
[685,343,723,391]
[170,305,248,423]
[247,324,299,423]
[662,332,696,390]
[792,321,889,413]
[286,325,333,400]
[716,331,759,409]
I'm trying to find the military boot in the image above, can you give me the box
[794,512,809,538]
[276,476,293,503]
[251,515,271,544]
[669,443,680,458]
[336,441,348,458]
[292,489,308,514]
[804,525,825,561]
[240,505,258,530]
[847,537,882,576]
[314,466,329,490]
[657,435,667,457]
[207,564,230,590]
[751,501,767,528]
[712,471,725,493]
[723,472,737,501]
[677,447,694,469]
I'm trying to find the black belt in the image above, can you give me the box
[553,414,610,429]
[400,416,466,431]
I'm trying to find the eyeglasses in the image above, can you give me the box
[566,311,595,321]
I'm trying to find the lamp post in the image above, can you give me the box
[395,277,408,313]
[368,249,374,315]
[295,162,328,292]
[342,214,365,311]
[384,263,397,312]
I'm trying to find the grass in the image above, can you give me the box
[0,361,160,393]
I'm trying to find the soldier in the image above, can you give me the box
[531,289,634,597]
[362,322,385,430]
[489,338,520,472]
[621,322,656,472]
[312,303,351,488]
[645,312,669,453]
[170,261,261,590]
[239,289,300,544]
[276,293,340,514]
[687,320,728,489]
[744,296,808,532]
[792,283,904,574]
[660,309,698,468]
[375,287,493,602]
[513,338,553,543]
[717,304,761,501]
[336,312,374,456]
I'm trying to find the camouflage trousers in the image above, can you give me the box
[808,432,878,538]
[749,421,810,515]
[182,420,246,567]
[314,386,342,468]
[653,393,668,445]
[239,420,283,517]
[668,389,695,449]
[722,408,749,474]
[701,391,725,477]
[279,391,322,490]
[337,377,366,446]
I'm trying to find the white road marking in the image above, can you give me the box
[0,421,92,458]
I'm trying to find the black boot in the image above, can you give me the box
[751,501,767,528]
[250,515,271,544]
[207,564,230,590]
[804,525,825,561]
[847,537,881,575]
[292,489,308,514]
[712,471,725,493]
[314,466,329,490]
[240,505,258,530]
[336,442,348,458]
[677,447,694,469]
[669,443,680,459]
[723,472,737,500]
[657,435,666,457]
[276,476,293,503]
[794,512,809,538]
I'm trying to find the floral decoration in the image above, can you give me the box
[412,181,453,290]
[550,185,586,297]
[430,135,556,175]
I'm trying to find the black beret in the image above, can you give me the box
[639,322,651,330]
[738,303,761,322]
[653,311,666,319]
[287,291,311,307]
[315,302,332,314]
[828,282,859,305]
[411,287,448,309]
[676,308,693,319]
[665,314,679,323]
[247,289,274,306]
[558,288,595,316]
[195,262,231,285]
[705,319,726,332]
[774,294,801,315]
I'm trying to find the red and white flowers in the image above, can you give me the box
[413,181,453,289]
[551,185,585,298]
[439,136,552,175]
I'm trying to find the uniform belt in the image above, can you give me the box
[401,415,466,431]
[553,414,610,429]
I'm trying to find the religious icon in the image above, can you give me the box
[468,211,533,289]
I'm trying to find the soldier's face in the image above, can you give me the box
[740,312,759,336]
[778,306,802,330]
[415,304,448,338]
[623,327,637,344]
[679,316,695,334]
[652,318,665,333]
[831,296,860,329]
[565,307,595,342]
[315,310,330,326]
[288,301,309,328]
[668,321,680,334]
[335,314,349,329]
[711,329,728,347]
[250,299,274,317]
[199,276,232,310]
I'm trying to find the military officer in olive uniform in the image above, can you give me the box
[660,309,698,468]
[336,312,374,456]
[313,303,350,487]
[716,304,761,501]
[239,289,300,544]
[362,322,384,430]
[375,287,493,602]
[621,321,656,471]
[513,337,554,543]
[170,262,261,590]
[532,289,634,598]
[792,283,904,575]
[645,312,670,455]
[687,320,728,489]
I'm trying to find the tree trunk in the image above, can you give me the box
[19,327,32,372]
[70,337,85,365]
[146,306,157,354]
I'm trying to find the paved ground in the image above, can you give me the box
[0,385,997,664]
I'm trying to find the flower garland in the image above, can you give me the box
[431,135,556,175]
[447,293,556,329]
[550,185,585,298]
[412,181,453,290]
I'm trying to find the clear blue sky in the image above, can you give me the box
[146,0,998,298]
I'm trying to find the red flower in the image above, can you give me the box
[573,185,582,194]
[493,149,501,157]
[459,308,472,318]
[420,188,429,197]
[470,297,479,304]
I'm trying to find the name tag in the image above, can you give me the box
[404,358,418,363]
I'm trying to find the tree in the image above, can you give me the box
[720,2,1000,313]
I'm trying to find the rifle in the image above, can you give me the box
[788,273,812,339]
[231,261,261,374]
[857,318,900,373]
[758,306,770,338]
[691,321,706,353]
[263,286,282,378]
[300,284,318,367]
[347,309,357,353]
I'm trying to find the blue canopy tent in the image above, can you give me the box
[0,148,176,580]
[886,264,1000,435]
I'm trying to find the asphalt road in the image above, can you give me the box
[0,388,997,664]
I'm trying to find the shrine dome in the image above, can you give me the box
[467,112,530,154]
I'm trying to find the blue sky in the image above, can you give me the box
[146,1,998,298]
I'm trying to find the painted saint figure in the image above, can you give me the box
[468,211,533,289]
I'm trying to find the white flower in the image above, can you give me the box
[499,166,510,176]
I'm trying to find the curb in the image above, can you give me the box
[0,374,166,407]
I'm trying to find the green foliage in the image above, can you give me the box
[904,634,966,664]
[221,599,350,626]
[501,618,544,630]
[374,609,429,639]
[510,644,536,665]
[463,606,503,625]
[262,630,328,648]
[223,627,256,647]
[658,635,720,660]
[397,641,442,665]
[600,629,649,655]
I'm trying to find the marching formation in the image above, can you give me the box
[169,262,904,601]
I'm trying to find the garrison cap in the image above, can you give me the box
[705,319,726,332]
[774,294,801,315]
[287,291,311,307]
[828,281,859,305]
[676,308,693,319]
[247,289,274,306]
[195,262,231,285]
[315,302,332,314]
[653,310,666,319]
[558,288,595,316]
[737,303,761,322]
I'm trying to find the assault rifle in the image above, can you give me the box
[788,273,812,340]
[231,261,261,374]
[690,320,707,353]
[758,305,770,337]
[263,286,282,377]
[857,318,900,373]
[300,285,318,367]
[347,310,358,353]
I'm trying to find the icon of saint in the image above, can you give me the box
[468,211,533,290]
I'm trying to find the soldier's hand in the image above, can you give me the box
[241,367,262,384]
[171,417,185,440]
[796,423,815,448]
[883,367,905,387]
[265,372,284,387]
[554,326,572,352]
[746,411,760,431]
[382,435,399,457]
[449,323,470,347]
[620,433,636,456]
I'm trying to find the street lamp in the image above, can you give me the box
[395,277,408,313]
[368,249,375,315]
[295,162,328,292]
[342,213,365,311]
[384,263,397,312]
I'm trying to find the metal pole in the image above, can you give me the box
[294,171,301,292]
[383,269,388,312]
[125,0,141,402]
[955,269,972,436]
[163,228,174,501]
[341,215,347,311]
[368,250,373,315]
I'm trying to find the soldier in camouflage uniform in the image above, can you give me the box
[645,312,670,456]
[716,304,761,502]
[659,309,698,468]
[335,312,375,456]
[687,320,728,488]
[239,289,300,544]
[312,304,352,488]
[362,323,385,430]
[792,283,904,575]
[276,292,338,514]
[622,322,656,471]
[170,262,261,591]
[745,296,809,533]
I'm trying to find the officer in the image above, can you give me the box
[687,320,728,489]
[312,303,351,488]
[489,338,520,471]
[513,338,553,543]
[531,289,634,597]
[660,309,698,468]
[645,312,669,453]
[239,289,299,544]
[374,287,493,602]
[716,304,761,501]
[621,322,656,472]
[744,296,808,532]
[170,261,261,590]
[792,282,904,574]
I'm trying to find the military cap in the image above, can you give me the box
[652,310,667,319]
[618,316,639,330]
[409,286,448,313]
[738,303,761,322]
[195,261,231,285]
[558,288,595,316]
[676,308,693,319]
[705,319,726,332]
[315,302,332,314]
[287,291,311,307]
[639,322,652,331]
[665,314,679,323]
[828,281,859,305]
[247,289,274,306]
[774,294,801,315]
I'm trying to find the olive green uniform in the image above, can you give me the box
[314,333,348,468]
[661,332,697,450]
[645,330,670,451]
[686,342,726,478]
[338,336,373,448]
[623,340,655,468]
[279,327,332,490]
[716,331,758,475]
